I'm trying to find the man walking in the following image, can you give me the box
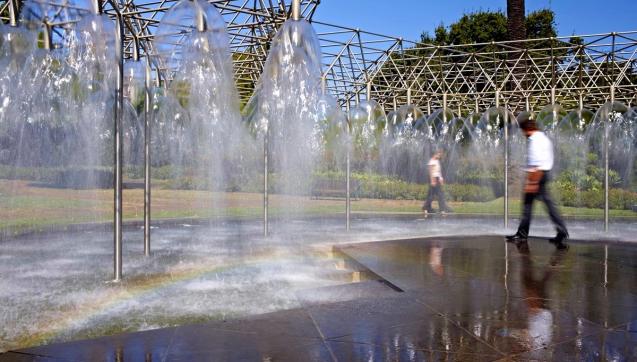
[422,149,452,215]
[507,114,569,249]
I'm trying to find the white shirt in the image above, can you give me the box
[428,158,442,178]
[528,131,553,171]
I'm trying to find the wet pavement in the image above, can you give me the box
[2,235,637,361]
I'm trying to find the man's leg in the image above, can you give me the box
[423,184,434,212]
[437,185,451,212]
[517,191,536,237]
[539,175,568,236]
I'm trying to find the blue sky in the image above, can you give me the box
[315,0,637,41]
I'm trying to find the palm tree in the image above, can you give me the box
[507,0,527,41]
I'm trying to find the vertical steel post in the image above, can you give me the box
[346,101,351,231]
[291,0,301,20]
[407,88,412,105]
[604,86,614,232]
[91,0,103,14]
[113,13,124,282]
[504,104,509,229]
[264,125,269,237]
[525,96,530,112]
[196,6,207,32]
[8,0,18,26]
[551,88,556,105]
[442,93,448,123]
[143,58,151,256]
[496,91,509,228]
[42,21,53,50]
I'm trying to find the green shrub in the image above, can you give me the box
[445,184,495,202]
[552,179,637,210]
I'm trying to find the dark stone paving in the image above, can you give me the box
[2,235,637,361]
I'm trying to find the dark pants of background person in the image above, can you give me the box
[423,177,449,212]
[517,171,568,237]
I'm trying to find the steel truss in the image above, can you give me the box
[2,0,636,111]
[345,32,637,113]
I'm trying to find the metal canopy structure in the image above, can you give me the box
[2,0,637,111]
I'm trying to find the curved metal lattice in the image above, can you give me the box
[2,0,637,111]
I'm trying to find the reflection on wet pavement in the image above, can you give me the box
[3,235,637,361]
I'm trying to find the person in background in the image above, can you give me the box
[506,114,569,249]
[422,149,452,215]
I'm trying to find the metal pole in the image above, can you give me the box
[525,96,530,112]
[42,21,53,50]
[504,105,509,229]
[264,126,269,237]
[8,0,18,26]
[113,13,124,282]
[551,88,556,105]
[143,58,151,256]
[604,86,614,232]
[195,6,207,32]
[442,93,448,123]
[346,101,351,231]
[91,0,102,14]
[291,0,301,21]
[366,82,372,100]
[407,88,412,105]
[496,91,508,228]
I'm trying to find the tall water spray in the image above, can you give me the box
[154,0,242,218]
[254,15,323,220]
[0,1,118,236]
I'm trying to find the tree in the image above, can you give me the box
[526,9,557,39]
[507,0,527,42]
[448,12,508,45]
[419,9,558,47]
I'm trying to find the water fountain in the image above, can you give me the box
[2,0,637,356]
[251,5,323,232]
[153,0,242,222]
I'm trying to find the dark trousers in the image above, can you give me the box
[517,172,568,237]
[423,178,449,212]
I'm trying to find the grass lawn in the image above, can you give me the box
[1,179,635,234]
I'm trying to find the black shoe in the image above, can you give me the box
[549,231,569,244]
[506,233,527,242]
[554,241,569,251]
